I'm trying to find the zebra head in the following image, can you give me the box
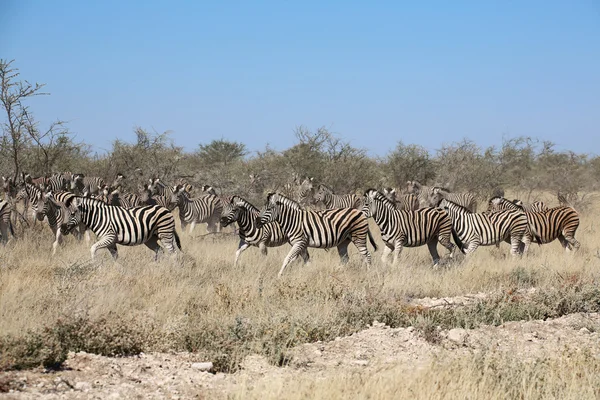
[201,185,217,196]
[487,196,508,212]
[112,173,126,189]
[170,184,186,204]
[428,187,445,207]
[61,196,85,234]
[382,188,397,203]
[362,189,395,218]
[313,184,332,205]
[220,197,244,228]
[406,180,422,194]
[71,174,84,191]
[256,192,300,228]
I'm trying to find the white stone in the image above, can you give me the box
[447,328,468,344]
[580,327,591,334]
[191,362,213,372]
[75,381,91,391]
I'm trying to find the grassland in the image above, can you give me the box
[1,192,600,398]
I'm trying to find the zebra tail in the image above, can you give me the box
[367,229,378,252]
[174,230,182,251]
[451,229,466,255]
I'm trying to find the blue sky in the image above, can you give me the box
[2,1,599,156]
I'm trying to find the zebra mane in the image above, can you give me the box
[230,195,259,213]
[318,183,334,193]
[268,192,302,210]
[364,188,396,208]
[441,199,472,213]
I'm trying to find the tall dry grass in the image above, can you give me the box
[1,192,600,391]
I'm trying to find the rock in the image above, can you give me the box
[447,328,468,345]
[580,327,591,334]
[191,362,213,372]
[75,381,91,391]
[353,360,369,366]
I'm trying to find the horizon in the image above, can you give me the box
[2,1,599,157]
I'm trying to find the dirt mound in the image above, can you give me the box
[2,311,599,399]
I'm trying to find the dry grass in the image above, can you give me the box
[1,192,600,395]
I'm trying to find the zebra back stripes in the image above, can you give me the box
[171,184,223,233]
[257,192,376,276]
[440,199,527,256]
[429,188,478,212]
[62,196,181,260]
[383,188,420,211]
[363,189,455,265]
[487,196,580,252]
[0,199,15,244]
[220,195,293,265]
[282,177,314,206]
[314,184,363,210]
[71,174,105,196]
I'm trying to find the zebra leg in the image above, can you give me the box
[561,232,580,252]
[392,239,405,266]
[337,239,350,264]
[0,223,8,245]
[258,242,268,256]
[278,242,306,277]
[300,249,310,265]
[381,243,393,264]
[464,241,480,256]
[144,236,162,260]
[521,232,532,255]
[235,240,251,266]
[509,235,523,257]
[350,235,372,267]
[52,229,63,256]
[427,238,441,266]
[438,232,455,258]
[107,244,119,260]
[189,221,196,234]
[90,235,117,260]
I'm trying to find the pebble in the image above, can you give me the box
[191,362,214,372]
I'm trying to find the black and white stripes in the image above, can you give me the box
[363,189,455,265]
[257,192,377,276]
[62,196,181,260]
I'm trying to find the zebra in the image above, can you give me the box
[487,196,580,252]
[313,184,363,210]
[35,191,84,254]
[61,196,181,260]
[110,173,126,191]
[43,173,69,192]
[282,176,314,206]
[362,189,455,266]
[428,187,478,212]
[16,182,44,222]
[257,192,377,276]
[170,184,223,233]
[440,199,527,256]
[101,187,142,209]
[382,188,420,211]
[406,180,434,208]
[220,195,307,266]
[139,183,175,211]
[512,199,548,213]
[71,174,105,197]
[0,199,15,244]
[24,173,49,191]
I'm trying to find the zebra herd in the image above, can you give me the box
[0,173,582,275]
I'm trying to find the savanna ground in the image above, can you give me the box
[2,192,600,399]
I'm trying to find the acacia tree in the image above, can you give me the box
[0,59,46,178]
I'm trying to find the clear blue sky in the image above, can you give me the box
[2,1,599,156]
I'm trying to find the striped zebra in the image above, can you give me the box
[110,173,126,191]
[0,199,15,244]
[282,176,314,206]
[220,195,307,266]
[171,184,223,233]
[257,192,377,276]
[512,199,548,213]
[363,189,455,266]
[16,183,44,222]
[61,196,181,260]
[314,184,363,210]
[382,188,420,211]
[440,199,527,256]
[44,173,69,192]
[487,196,580,252]
[35,191,85,254]
[406,180,434,208]
[71,174,105,197]
[102,188,142,209]
[139,183,175,211]
[24,173,49,190]
[428,187,478,212]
